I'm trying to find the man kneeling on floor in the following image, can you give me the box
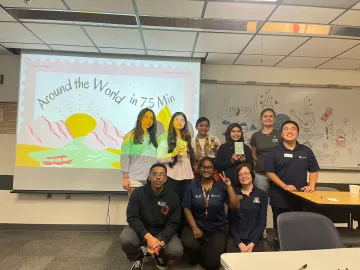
[120,163,183,270]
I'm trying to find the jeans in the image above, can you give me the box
[119,227,183,262]
[254,173,270,195]
[254,173,270,238]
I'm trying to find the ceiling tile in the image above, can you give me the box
[193,52,206,58]
[0,7,16,21]
[291,38,360,57]
[332,10,360,26]
[1,42,49,50]
[143,30,196,51]
[235,54,283,66]
[137,0,204,18]
[99,47,145,55]
[65,0,134,14]
[147,50,192,57]
[270,5,344,24]
[25,23,93,46]
[50,45,98,53]
[0,0,67,9]
[318,58,360,69]
[84,27,143,49]
[337,44,360,59]
[243,35,308,56]
[276,56,330,68]
[352,2,360,9]
[206,53,238,64]
[282,0,359,9]
[205,2,276,20]
[196,33,252,53]
[0,22,41,43]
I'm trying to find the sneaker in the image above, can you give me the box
[272,237,280,251]
[154,255,168,270]
[131,259,143,270]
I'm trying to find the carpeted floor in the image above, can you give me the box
[0,229,275,269]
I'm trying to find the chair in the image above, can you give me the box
[313,187,360,247]
[278,212,344,251]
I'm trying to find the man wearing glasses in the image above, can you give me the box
[120,163,183,270]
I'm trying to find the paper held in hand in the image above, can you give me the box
[177,140,188,155]
[234,142,244,155]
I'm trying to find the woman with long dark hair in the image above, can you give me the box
[157,112,195,201]
[215,123,254,186]
[191,117,221,180]
[121,108,158,195]
[181,157,239,270]
[227,163,267,253]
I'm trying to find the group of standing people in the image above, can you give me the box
[119,107,320,270]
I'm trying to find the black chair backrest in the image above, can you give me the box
[278,212,344,251]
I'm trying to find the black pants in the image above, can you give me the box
[272,204,303,237]
[180,225,227,270]
[226,236,265,253]
[166,178,191,233]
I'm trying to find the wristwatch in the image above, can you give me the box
[161,240,166,248]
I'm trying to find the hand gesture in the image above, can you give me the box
[301,185,315,193]
[192,227,203,239]
[146,235,161,252]
[231,154,239,163]
[148,241,165,257]
[238,243,247,253]
[246,242,255,252]
[284,185,297,192]
[212,140,219,150]
[172,146,182,157]
[238,154,246,162]
[122,176,130,191]
[219,171,231,186]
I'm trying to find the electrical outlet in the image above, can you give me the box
[47,194,52,199]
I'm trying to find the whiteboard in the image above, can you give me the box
[200,83,359,170]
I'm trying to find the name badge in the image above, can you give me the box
[284,153,293,158]
[157,201,166,207]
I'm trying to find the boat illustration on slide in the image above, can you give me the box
[43,155,73,166]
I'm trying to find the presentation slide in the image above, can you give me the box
[14,53,200,191]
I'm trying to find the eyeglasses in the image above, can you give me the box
[150,172,166,178]
[239,172,251,177]
[200,166,214,171]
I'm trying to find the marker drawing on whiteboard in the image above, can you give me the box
[326,127,329,139]
[320,107,333,122]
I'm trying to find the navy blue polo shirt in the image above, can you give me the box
[182,180,229,232]
[228,187,268,246]
[264,141,320,208]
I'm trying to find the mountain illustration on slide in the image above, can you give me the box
[83,117,124,151]
[17,116,74,148]
[16,113,125,168]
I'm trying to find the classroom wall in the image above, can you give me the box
[0,55,359,227]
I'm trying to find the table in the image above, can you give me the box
[292,191,360,206]
[221,248,360,270]
[292,191,360,228]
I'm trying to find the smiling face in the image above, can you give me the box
[149,166,167,189]
[230,127,242,141]
[281,123,299,142]
[261,110,275,127]
[141,111,155,130]
[173,115,185,130]
[238,166,253,186]
[196,120,210,137]
[200,159,215,179]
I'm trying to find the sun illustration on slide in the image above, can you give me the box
[65,113,97,138]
